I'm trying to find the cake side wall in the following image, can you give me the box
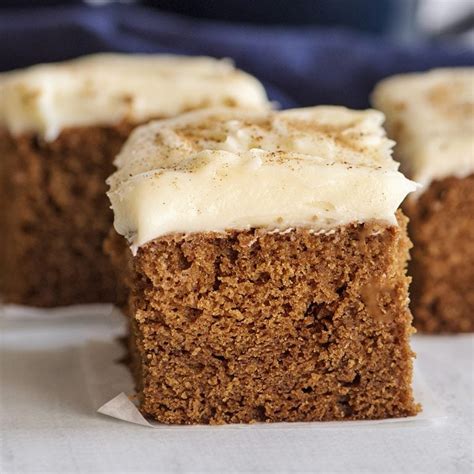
[121,212,419,424]
[404,174,474,333]
[2,123,136,306]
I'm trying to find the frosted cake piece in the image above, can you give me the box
[373,68,474,333]
[106,106,420,424]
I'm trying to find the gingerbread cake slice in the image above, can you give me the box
[106,106,420,424]
[0,54,269,307]
[373,68,474,333]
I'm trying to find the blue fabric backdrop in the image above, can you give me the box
[1,4,473,109]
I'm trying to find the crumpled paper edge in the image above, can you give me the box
[99,393,154,428]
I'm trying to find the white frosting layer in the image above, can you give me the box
[107,106,417,250]
[0,54,269,141]
[372,68,474,192]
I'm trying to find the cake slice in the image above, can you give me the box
[106,107,420,424]
[373,68,474,333]
[0,54,269,307]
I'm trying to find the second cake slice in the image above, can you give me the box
[373,68,474,333]
[0,54,269,306]
[107,107,420,424]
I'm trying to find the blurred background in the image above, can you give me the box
[0,0,473,108]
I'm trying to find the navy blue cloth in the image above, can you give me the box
[1,4,473,109]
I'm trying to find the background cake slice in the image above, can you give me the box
[106,106,420,424]
[373,68,474,333]
[0,53,269,307]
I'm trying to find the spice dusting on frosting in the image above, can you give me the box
[107,106,418,249]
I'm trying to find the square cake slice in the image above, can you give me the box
[106,107,420,424]
[373,68,474,333]
[0,53,269,307]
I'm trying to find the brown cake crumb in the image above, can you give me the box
[0,123,134,306]
[404,174,474,333]
[107,211,420,424]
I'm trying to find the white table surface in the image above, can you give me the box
[1,307,473,474]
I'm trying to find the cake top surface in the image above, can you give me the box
[372,68,474,189]
[108,106,417,250]
[0,53,269,141]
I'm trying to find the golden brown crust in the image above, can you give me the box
[1,123,136,306]
[404,174,474,333]
[108,212,420,424]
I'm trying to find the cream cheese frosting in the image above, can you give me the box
[0,54,269,141]
[107,106,418,250]
[372,68,474,193]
